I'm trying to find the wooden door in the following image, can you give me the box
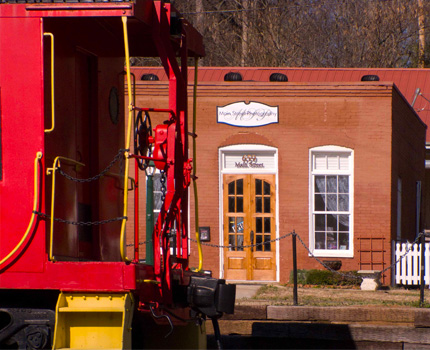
[223,174,276,281]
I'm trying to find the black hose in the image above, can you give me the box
[211,318,223,350]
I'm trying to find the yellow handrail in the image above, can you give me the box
[46,156,85,261]
[192,58,203,272]
[120,15,132,262]
[0,152,43,267]
[43,33,55,133]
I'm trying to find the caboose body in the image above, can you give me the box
[0,1,234,348]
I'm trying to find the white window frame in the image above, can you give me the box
[309,145,354,258]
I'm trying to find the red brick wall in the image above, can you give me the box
[391,88,426,242]
[128,80,425,285]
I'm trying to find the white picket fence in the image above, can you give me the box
[395,242,430,285]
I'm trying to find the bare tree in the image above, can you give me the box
[169,0,430,68]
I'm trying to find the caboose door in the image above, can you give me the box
[223,174,276,281]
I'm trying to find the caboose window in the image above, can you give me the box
[309,146,354,258]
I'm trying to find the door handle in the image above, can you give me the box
[250,230,254,252]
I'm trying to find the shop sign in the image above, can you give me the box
[217,101,278,127]
[235,154,265,169]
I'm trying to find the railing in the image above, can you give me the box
[395,241,430,285]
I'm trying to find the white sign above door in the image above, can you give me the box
[217,101,279,127]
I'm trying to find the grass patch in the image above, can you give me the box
[244,284,430,308]
[255,284,279,297]
[291,269,361,287]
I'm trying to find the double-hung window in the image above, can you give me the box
[310,146,353,258]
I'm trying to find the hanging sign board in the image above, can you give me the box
[217,101,279,127]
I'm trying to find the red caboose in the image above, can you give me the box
[0,1,235,348]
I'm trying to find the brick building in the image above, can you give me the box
[126,67,428,285]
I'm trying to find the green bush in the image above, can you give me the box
[290,269,360,287]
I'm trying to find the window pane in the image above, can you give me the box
[315,231,325,249]
[228,217,235,233]
[338,176,349,193]
[314,155,326,170]
[264,197,270,213]
[256,217,262,233]
[256,197,262,213]
[237,197,243,212]
[327,176,337,193]
[256,235,262,251]
[228,197,235,212]
[237,179,243,195]
[255,179,262,195]
[154,193,163,211]
[264,235,271,251]
[315,193,325,211]
[327,214,337,231]
[237,235,244,251]
[315,214,326,231]
[339,155,349,170]
[237,217,244,233]
[315,176,325,193]
[327,155,339,170]
[228,181,235,195]
[229,235,235,251]
[264,217,271,233]
[327,231,337,249]
[264,181,270,195]
[339,194,349,211]
[339,232,349,250]
[153,174,162,191]
[339,215,349,231]
[327,194,337,211]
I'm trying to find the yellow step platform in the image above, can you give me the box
[53,292,133,350]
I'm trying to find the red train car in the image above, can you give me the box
[0,1,235,348]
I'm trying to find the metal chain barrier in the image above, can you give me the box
[57,148,128,183]
[189,231,294,249]
[293,231,362,280]
[187,230,428,282]
[379,231,424,276]
[33,211,126,226]
[295,231,427,281]
[126,240,151,247]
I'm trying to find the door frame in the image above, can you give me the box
[219,144,279,282]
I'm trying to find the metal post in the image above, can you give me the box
[145,163,155,265]
[292,231,298,306]
[420,233,425,307]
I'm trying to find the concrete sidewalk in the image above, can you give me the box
[235,284,262,299]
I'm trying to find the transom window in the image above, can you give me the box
[310,146,353,257]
